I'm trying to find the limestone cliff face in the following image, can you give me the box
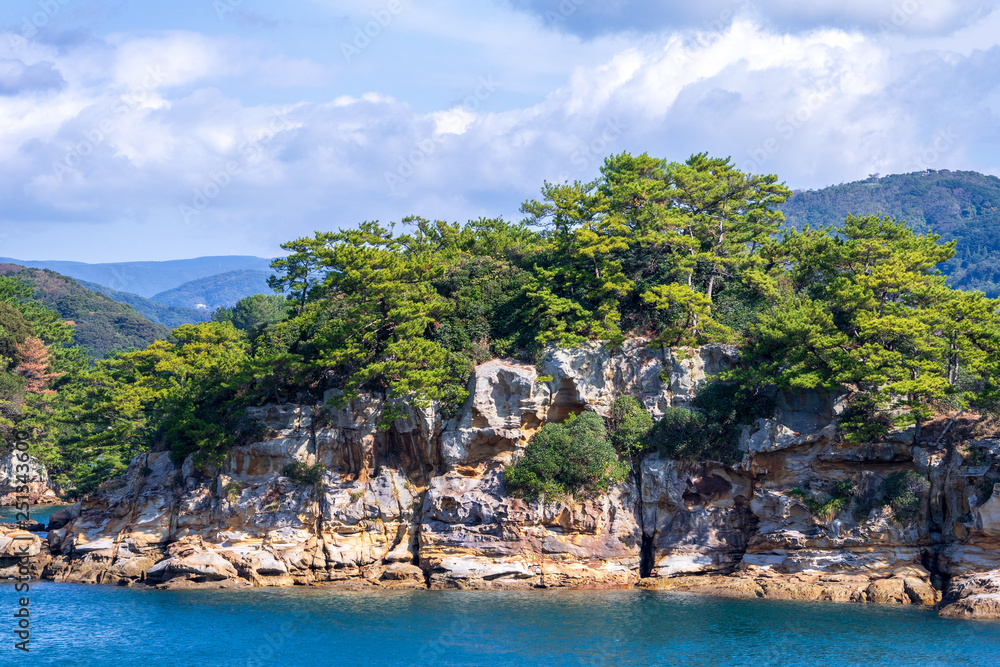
[0,452,60,506]
[37,340,1000,615]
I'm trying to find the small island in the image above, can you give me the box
[4,154,1000,619]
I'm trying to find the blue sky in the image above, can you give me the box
[1,0,999,262]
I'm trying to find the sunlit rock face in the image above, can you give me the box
[36,340,1000,613]
[419,468,641,589]
[0,451,60,506]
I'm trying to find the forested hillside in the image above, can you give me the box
[9,153,1000,501]
[151,270,271,310]
[781,170,1000,295]
[79,281,209,329]
[0,265,169,359]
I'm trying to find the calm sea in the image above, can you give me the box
[2,583,999,666]
[0,505,71,526]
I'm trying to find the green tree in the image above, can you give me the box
[63,322,254,487]
[268,235,332,313]
[213,293,289,331]
[743,214,998,440]
[504,411,629,499]
[607,395,654,460]
[520,152,791,347]
[289,222,470,424]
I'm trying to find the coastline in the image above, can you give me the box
[22,341,1000,623]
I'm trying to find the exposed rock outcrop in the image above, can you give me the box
[31,340,1000,615]
[0,452,60,506]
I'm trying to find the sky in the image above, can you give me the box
[1,0,999,262]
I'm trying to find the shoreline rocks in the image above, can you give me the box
[25,341,1000,618]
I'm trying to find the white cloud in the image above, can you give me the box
[509,0,1000,37]
[0,6,998,261]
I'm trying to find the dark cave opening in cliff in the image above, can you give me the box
[640,533,654,578]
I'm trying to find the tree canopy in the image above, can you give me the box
[15,151,1000,495]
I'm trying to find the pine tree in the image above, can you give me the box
[14,337,60,394]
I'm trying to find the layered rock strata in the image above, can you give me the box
[32,341,1000,616]
[0,452,60,506]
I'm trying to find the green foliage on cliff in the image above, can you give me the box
[790,480,854,521]
[738,213,1000,439]
[881,470,930,523]
[608,396,654,460]
[504,411,629,499]
[32,152,1000,495]
[281,461,326,491]
[59,322,259,493]
[520,153,791,347]
[648,381,775,464]
[0,274,90,481]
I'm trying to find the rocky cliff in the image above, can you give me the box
[33,340,1000,617]
[0,452,60,507]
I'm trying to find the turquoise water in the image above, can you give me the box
[0,505,70,527]
[2,584,999,666]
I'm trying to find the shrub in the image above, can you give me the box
[648,407,709,459]
[963,446,991,467]
[790,479,854,520]
[281,461,326,487]
[222,481,243,502]
[139,466,154,477]
[882,470,930,523]
[840,393,896,443]
[608,396,654,459]
[504,411,629,499]
[648,380,775,464]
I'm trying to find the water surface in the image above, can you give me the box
[3,583,999,666]
[0,505,70,527]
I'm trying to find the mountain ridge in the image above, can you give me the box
[0,255,274,298]
[780,169,1000,295]
[0,264,170,358]
[151,270,273,310]
[78,281,210,329]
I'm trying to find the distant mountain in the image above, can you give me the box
[780,169,1000,296]
[151,270,273,311]
[78,281,209,330]
[0,264,170,358]
[0,256,274,298]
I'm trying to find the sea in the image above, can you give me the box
[0,505,70,527]
[1,583,998,666]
